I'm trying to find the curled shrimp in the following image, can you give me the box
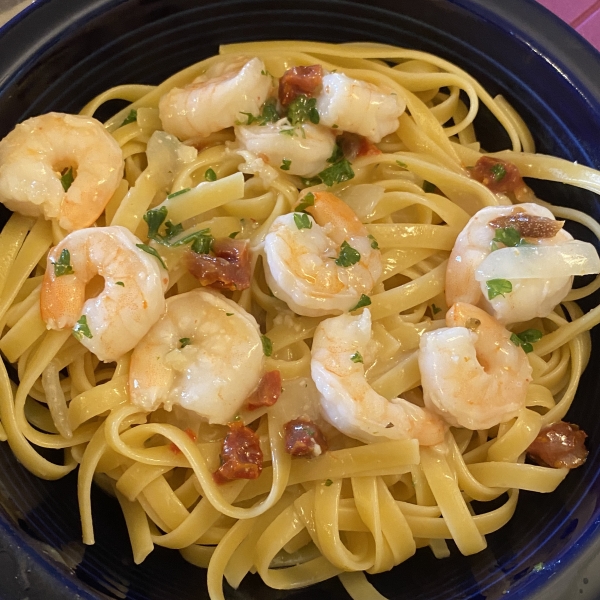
[129,288,264,424]
[0,112,123,232]
[263,191,382,317]
[40,226,168,362]
[311,308,446,445]
[235,118,337,177]
[159,57,272,140]
[419,302,533,430]
[316,72,405,142]
[446,203,583,324]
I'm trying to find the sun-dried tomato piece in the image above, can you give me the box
[284,417,328,458]
[279,65,324,107]
[470,156,528,194]
[489,212,564,238]
[527,421,588,469]
[339,132,382,160]
[247,370,282,410]
[186,238,251,291]
[213,421,263,484]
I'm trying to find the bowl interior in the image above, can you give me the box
[1,1,600,599]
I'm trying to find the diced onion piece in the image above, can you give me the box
[475,241,600,281]
[338,184,385,221]
[41,359,73,439]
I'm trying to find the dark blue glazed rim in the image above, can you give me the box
[1,1,600,599]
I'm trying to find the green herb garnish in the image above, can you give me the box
[280,128,296,137]
[300,176,322,187]
[164,221,183,242]
[396,160,407,168]
[490,227,531,251]
[431,303,442,315]
[205,168,217,182]
[318,159,354,187]
[179,338,191,348]
[490,163,507,181]
[115,281,125,287]
[228,231,239,239]
[120,109,137,127]
[240,98,279,126]
[226,313,233,316]
[287,94,320,126]
[261,335,273,357]
[335,241,361,268]
[349,294,371,312]
[73,315,93,340]
[327,144,343,164]
[143,206,168,240]
[325,479,333,486]
[294,213,312,230]
[136,243,167,269]
[296,192,315,213]
[280,159,292,171]
[191,233,214,254]
[52,248,74,277]
[167,188,191,199]
[60,167,74,192]
[510,329,542,353]
[350,351,363,364]
[368,234,379,250]
[486,278,512,300]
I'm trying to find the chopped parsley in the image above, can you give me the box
[60,167,74,192]
[490,163,507,182]
[287,94,320,126]
[164,220,183,242]
[423,180,437,193]
[349,294,371,312]
[205,168,217,182]
[490,226,531,251]
[301,176,322,187]
[327,143,343,164]
[240,97,279,126]
[293,212,312,230]
[280,128,296,136]
[115,281,125,287]
[350,351,363,364]
[143,206,168,240]
[280,158,292,171]
[136,243,167,269]
[228,231,239,239]
[324,479,333,486]
[486,278,512,300]
[120,109,137,127]
[261,335,273,357]
[225,312,233,316]
[190,232,214,254]
[396,160,407,168]
[335,241,361,267]
[179,338,191,348]
[431,303,442,315]
[167,188,191,199]
[318,158,355,187]
[73,315,93,340]
[52,249,74,277]
[368,234,379,250]
[296,192,315,212]
[510,328,542,353]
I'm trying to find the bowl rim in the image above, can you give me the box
[1,0,600,599]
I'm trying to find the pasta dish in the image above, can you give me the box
[0,40,599,600]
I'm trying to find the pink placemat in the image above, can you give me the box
[537,0,600,49]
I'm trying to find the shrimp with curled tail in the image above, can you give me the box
[263,191,382,316]
[311,308,446,446]
[446,203,600,324]
[41,226,168,362]
[129,288,264,424]
[159,57,273,140]
[0,113,123,232]
[419,303,533,430]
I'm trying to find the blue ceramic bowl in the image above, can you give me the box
[1,1,600,599]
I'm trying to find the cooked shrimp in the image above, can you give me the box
[235,118,336,177]
[263,191,382,316]
[311,308,445,445]
[316,72,405,142]
[0,112,123,232]
[446,203,581,324]
[159,57,272,140]
[129,288,264,424]
[419,302,533,430]
[40,226,168,362]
